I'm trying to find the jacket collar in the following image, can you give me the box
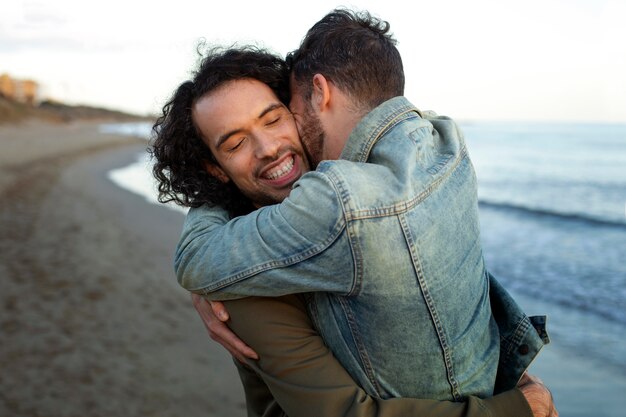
[340,96,422,163]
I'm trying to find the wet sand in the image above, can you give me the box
[0,121,246,416]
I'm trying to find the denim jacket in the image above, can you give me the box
[175,97,548,400]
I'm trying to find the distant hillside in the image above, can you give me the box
[0,96,153,124]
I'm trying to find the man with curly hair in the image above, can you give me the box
[151,48,296,217]
[152,10,555,417]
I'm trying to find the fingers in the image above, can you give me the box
[548,384,558,417]
[519,373,543,386]
[191,293,204,308]
[192,294,220,331]
[214,322,259,361]
[551,403,559,417]
[210,300,229,322]
[517,372,532,386]
[518,373,557,417]
[190,294,259,361]
[210,331,251,363]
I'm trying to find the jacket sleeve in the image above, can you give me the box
[175,171,356,300]
[488,271,549,393]
[232,360,287,417]
[224,295,533,417]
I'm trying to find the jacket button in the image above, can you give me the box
[518,344,529,355]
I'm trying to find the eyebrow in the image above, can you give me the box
[215,102,285,149]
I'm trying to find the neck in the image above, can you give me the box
[323,98,368,161]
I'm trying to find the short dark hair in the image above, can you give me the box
[287,9,404,112]
[149,46,290,216]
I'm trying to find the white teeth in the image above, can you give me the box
[264,157,294,180]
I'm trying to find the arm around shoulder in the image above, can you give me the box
[175,172,353,300]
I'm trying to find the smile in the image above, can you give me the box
[263,156,295,180]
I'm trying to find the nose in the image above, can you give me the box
[253,131,281,159]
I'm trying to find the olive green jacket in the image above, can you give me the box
[226,295,532,417]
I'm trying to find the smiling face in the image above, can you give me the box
[192,78,309,207]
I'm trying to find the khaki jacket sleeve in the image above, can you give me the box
[233,360,287,417]
[224,296,532,417]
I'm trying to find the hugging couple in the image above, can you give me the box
[151,8,557,417]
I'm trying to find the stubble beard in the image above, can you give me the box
[299,106,326,169]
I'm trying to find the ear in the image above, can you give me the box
[311,74,331,112]
[204,161,230,183]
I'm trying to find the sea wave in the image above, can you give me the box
[478,200,626,229]
[99,122,153,139]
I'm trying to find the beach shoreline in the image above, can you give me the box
[0,121,246,416]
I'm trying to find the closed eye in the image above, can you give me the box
[227,137,246,152]
[266,116,280,126]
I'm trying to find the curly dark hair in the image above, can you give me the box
[149,46,290,216]
[287,8,404,113]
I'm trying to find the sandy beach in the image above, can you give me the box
[0,121,246,417]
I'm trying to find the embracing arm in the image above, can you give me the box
[175,171,355,300]
[223,295,534,417]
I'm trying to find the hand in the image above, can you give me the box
[517,373,559,417]
[190,293,259,362]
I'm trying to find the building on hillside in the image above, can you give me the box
[0,74,15,99]
[0,73,40,105]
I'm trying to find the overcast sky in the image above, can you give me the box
[1,0,624,122]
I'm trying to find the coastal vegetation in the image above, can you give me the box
[0,95,150,124]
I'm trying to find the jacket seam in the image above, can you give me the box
[337,297,383,396]
[325,168,363,296]
[343,146,469,221]
[358,107,422,163]
[399,214,461,400]
[500,317,531,361]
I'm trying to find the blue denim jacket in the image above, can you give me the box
[176,97,548,400]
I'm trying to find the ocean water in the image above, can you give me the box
[460,122,626,416]
[462,122,626,362]
[102,123,187,214]
[105,121,626,415]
